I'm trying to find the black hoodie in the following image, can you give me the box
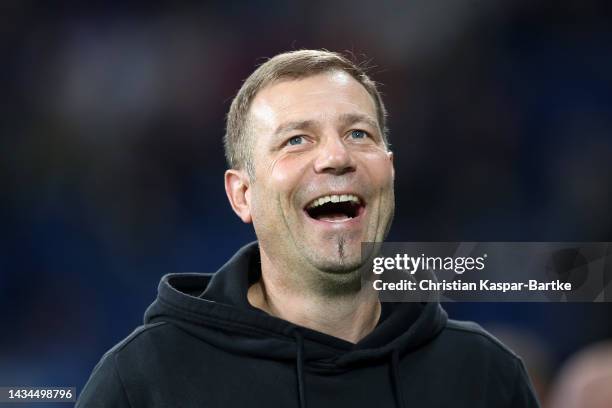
[77,242,540,407]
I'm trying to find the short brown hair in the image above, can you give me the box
[224,50,389,175]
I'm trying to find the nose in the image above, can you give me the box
[313,135,356,175]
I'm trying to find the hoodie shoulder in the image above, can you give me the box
[443,319,520,359]
[430,319,539,407]
[93,321,170,360]
[77,322,168,407]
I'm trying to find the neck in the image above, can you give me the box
[247,247,381,344]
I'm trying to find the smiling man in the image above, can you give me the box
[226,64,394,343]
[77,50,539,407]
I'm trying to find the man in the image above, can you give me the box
[77,50,539,407]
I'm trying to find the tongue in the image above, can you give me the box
[317,213,350,222]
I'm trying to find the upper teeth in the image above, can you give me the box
[307,194,361,209]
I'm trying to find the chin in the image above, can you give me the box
[308,252,364,274]
[311,260,364,295]
[305,234,363,268]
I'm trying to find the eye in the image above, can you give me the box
[349,129,368,140]
[287,135,305,146]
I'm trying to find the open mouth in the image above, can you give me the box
[304,194,364,222]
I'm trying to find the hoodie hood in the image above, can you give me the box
[144,241,447,368]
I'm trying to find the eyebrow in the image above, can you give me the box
[274,120,317,136]
[337,113,379,131]
[273,113,380,136]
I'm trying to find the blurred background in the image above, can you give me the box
[1,0,611,406]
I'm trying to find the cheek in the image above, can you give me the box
[360,151,394,187]
[268,154,311,193]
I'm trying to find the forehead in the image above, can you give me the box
[249,71,378,130]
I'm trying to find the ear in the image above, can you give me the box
[387,150,395,179]
[224,169,252,223]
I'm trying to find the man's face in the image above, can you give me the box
[245,71,394,275]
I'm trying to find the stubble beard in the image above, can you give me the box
[338,235,345,261]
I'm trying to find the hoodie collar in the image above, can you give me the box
[199,241,263,311]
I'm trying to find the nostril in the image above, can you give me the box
[314,160,356,175]
[313,142,355,174]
